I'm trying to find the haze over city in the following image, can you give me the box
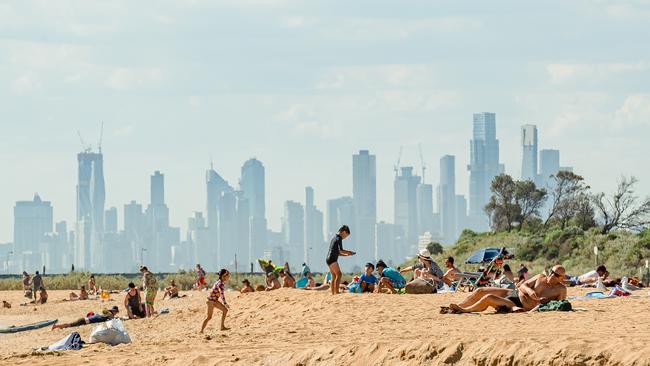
[2,1,649,273]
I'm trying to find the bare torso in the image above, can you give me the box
[519,275,566,310]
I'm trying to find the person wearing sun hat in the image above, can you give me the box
[400,249,444,292]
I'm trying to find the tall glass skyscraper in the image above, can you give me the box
[521,124,538,183]
[468,113,502,228]
[75,151,105,270]
[240,158,267,264]
[394,166,420,249]
[352,150,377,265]
[438,155,456,244]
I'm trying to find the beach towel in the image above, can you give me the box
[48,332,85,351]
[536,300,572,312]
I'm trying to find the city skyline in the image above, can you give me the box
[2,1,650,250]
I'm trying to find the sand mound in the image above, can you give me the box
[1,288,649,365]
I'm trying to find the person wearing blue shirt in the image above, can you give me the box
[375,260,406,294]
[359,263,377,293]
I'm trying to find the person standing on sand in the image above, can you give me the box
[326,225,355,295]
[200,269,230,333]
[140,266,157,318]
[31,271,43,301]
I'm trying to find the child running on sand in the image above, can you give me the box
[200,269,230,333]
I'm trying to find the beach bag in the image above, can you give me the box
[405,278,436,294]
[347,281,362,294]
[48,331,85,351]
[89,319,131,346]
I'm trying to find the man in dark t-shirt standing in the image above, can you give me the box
[326,225,355,295]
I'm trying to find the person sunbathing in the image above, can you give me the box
[240,279,255,293]
[446,265,567,314]
[265,272,281,291]
[52,306,119,330]
[68,285,89,301]
[303,272,346,291]
[162,280,180,299]
[305,272,316,288]
[279,270,296,288]
[442,256,461,286]
[569,265,609,286]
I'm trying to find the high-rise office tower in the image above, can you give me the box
[416,183,435,237]
[13,194,53,271]
[521,125,538,183]
[104,207,118,233]
[282,200,304,265]
[304,187,324,266]
[76,150,105,270]
[218,191,237,268]
[206,166,232,230]
[326,197,354,238]
[352,150,377,263]
[375,221,403,265]
[124,201,144,244]
[394,167,421,249]
[539,149,560,187]
[240,158,267,264]
[146,170,171,271]
[468,113,502,229]
[438,155,456,244]
[151,171,165,206]
[455,195,468,237]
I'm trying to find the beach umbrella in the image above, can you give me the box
[465,248,509,264]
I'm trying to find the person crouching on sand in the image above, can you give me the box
[326,225,355,295]
[200,269,230,333]
[265,272,281,291]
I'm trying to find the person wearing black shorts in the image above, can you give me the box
[326,225,355,295]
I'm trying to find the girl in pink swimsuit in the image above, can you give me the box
[200,269,230,333]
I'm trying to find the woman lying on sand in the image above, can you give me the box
[200,269,230,333]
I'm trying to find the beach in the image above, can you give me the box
[1,288,649,365]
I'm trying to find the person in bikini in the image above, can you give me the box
[445,265,567,313]
[200,269,230,333]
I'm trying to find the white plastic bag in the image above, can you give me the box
[89,319,131,346]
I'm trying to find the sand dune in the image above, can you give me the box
[1,288,649,365]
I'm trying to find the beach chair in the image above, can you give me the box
[455,247,513,292]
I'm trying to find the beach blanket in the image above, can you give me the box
[536,300,572,312]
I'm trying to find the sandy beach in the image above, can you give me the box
[1,288,649,365]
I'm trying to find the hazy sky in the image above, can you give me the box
[1,1,650,243]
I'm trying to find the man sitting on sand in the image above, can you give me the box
[359,263,377,293]
[265,272,281,291]
[241,279,255,293]
[445,265,567,314]
[68,285,89,301]
[162,280,180,299]
[279,270,296,288]
[52,306,119,330]
[124,282,145,319]
[375,260,406,294]
[442,257,461,286]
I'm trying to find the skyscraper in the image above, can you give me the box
[521,124,538,183]
[304,187,324,267]
[145,170,173,271]
[326,196,354,238]
[467,113,501,230]
[104,207,118,233]
[416,183,435,237]
[206,166,232,230]
[151,171,165,206]
[240,158,267,264]
[75,151,105,270]
[394,167,421,249]
[455,195,468,237]
[14,194,53,270]
[539,149,560,187]
[438,155,456,244]
[282,200,304,265]
[352,150,377,263]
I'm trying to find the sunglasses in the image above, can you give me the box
[549,269,562,278]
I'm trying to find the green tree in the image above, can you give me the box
[515,180,547,230]
[426,242,444,255]
[544,171,591,229]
